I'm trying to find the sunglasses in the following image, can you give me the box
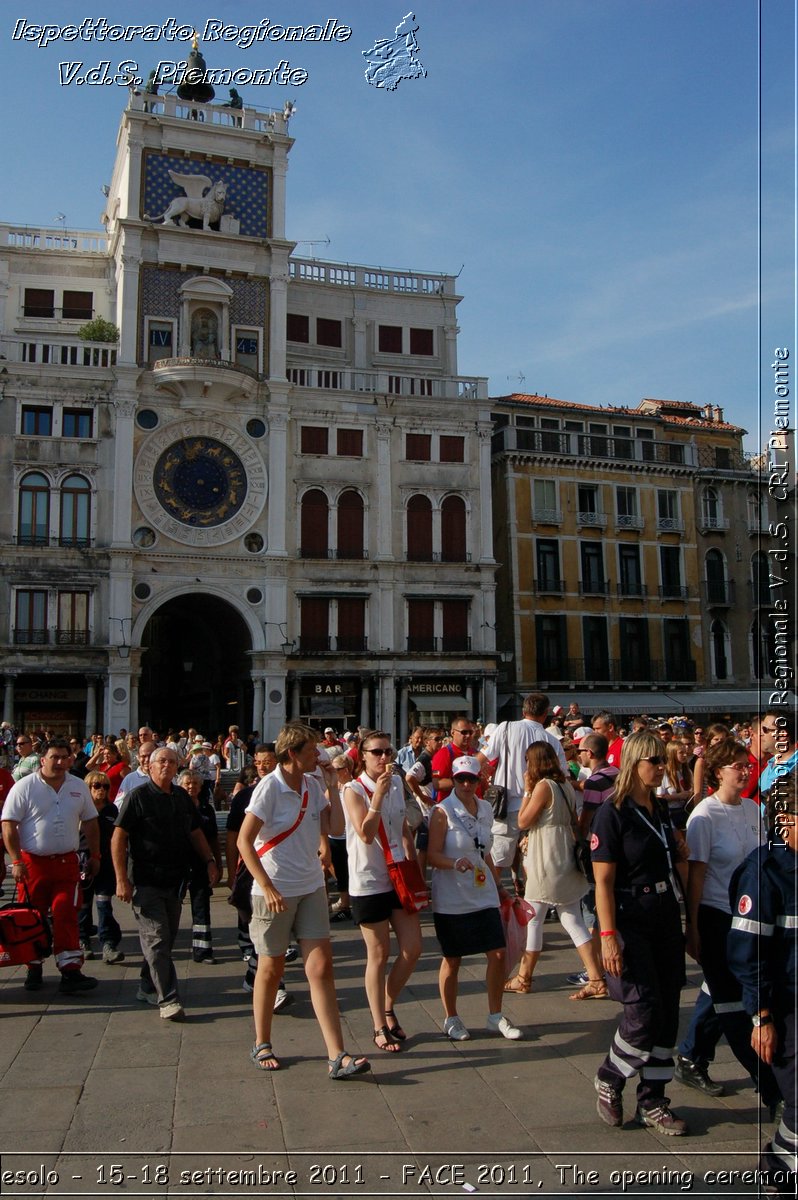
[454,774,479,783]
[90,784,110,791]
[453,728,475,736]
[642,755,665,766]
[365,748,393,757]
[761,725,778,734]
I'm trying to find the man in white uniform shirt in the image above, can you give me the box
[478,693,567,872]
[2,738,100,993]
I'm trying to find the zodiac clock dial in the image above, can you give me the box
[134,420,268,548]
[154,437,246,527]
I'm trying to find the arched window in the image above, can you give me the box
[751,616,774,679]
[747,489,764,533]
[702,487,720,528]
[300,489,329,557]
[60,474,91,546]
[18,472,50,546]
[752,551,770,606]
[337,490,364,559]
[705,549,726,604]
[407,494,433,561]
[711,619,729,680]
[441,495,467,562]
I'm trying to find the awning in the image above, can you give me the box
[408,694,469,712]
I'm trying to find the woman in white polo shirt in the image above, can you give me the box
[343,729,422,1052]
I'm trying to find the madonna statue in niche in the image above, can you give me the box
[191,309,219,359]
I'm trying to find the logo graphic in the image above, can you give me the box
[590,833,600,851]
[362,12,426,90]
[737,894,753,915]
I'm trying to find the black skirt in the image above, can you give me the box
[433,906,505,959]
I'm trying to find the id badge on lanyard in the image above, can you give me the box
[634,807,677,894]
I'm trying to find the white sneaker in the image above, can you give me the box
[487,1013,523,1040]
[135,986,158,1006]
[443,1015,470,1041]
[273,986,294,1013]
[159,1000,185,1021]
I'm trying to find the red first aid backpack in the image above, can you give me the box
[0,884,51,967]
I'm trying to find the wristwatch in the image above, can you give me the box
[752,1013,773,1027]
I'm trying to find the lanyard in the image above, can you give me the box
[634,804,675,878]
[449,798,486,856]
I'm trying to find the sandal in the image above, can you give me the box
[384,1008,407,1041]
[251,1042,281,1070]
[503,974,533,994]
[569,979,609,1001]
[328,1051,371,1080]
[373,1025,402,1052]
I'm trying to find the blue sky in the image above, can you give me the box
[2,1,793,449]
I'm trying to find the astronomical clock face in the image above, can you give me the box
[134,420,267,547]
[154,437,246,527]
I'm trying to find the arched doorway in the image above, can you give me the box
[138,595,253,736]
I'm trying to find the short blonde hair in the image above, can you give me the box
[274,722,317,763]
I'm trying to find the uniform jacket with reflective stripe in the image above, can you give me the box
[727,843,797,1015]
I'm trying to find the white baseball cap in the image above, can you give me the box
[452,755,481,779]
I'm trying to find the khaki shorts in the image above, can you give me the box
[249,885,330,957]
[490,811,521,869]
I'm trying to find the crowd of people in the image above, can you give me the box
[0,698,795,1192]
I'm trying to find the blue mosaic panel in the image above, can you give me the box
[143,153,269,238]
[139,268,267,359]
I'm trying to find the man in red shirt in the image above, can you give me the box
[431,719,477,800]
[742,714,774,804]
[590,712,625,768]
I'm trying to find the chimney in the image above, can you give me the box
[712,406,723,423]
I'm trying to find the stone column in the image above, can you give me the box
[84,675,97,737]
[129,674,139,730]
[291,677,300,721]
[271,150,288,240]
[252,676,265,738]
[378,675,395,741]
[398,682,409,742]
[359,680,370,728]
[267,406,288,556]
[3,675,16,724]
[483,676,497,724]
[111,391,137,547]
[268,270,288,381]
[374,423,393,561]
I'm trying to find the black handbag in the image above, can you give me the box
[227,858,254,923]
[484,724,510,820]
[558,782,594,884]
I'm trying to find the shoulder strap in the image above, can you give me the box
[256,786,309,858]
[359,775,398,866]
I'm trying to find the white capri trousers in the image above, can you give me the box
[525,898,591,952]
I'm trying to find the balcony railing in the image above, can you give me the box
[698,515,730,533]
[287,363,486,400]
[6,336,117,368]
[13,630,49,645]
[616,582,648,598]
[748,581,775,607]
[703,580,736,606]
[658,585,689,600]
[579,579,610,596]
[295,636,371,654]
[406,636,472,653]
[16,533,50,547]
[656,517,685,533]
[55,630,90,645]
[538,657,698,685]
[532,508,563,525]
[407,551,472,563]
[533,577,565,595]
[491,426,700,466]
[152,356,261,381]
[615,514,645,530]
[576,512,608,529]
[299,548,369,560]
[2,224,108,253]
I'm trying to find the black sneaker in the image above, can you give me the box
[59,971,99,994]
[284,944,300,964]
[635,1100,689,1136]
[595,1075,623,1127]
[674,1054,724,1097]
[24,965,43,992]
